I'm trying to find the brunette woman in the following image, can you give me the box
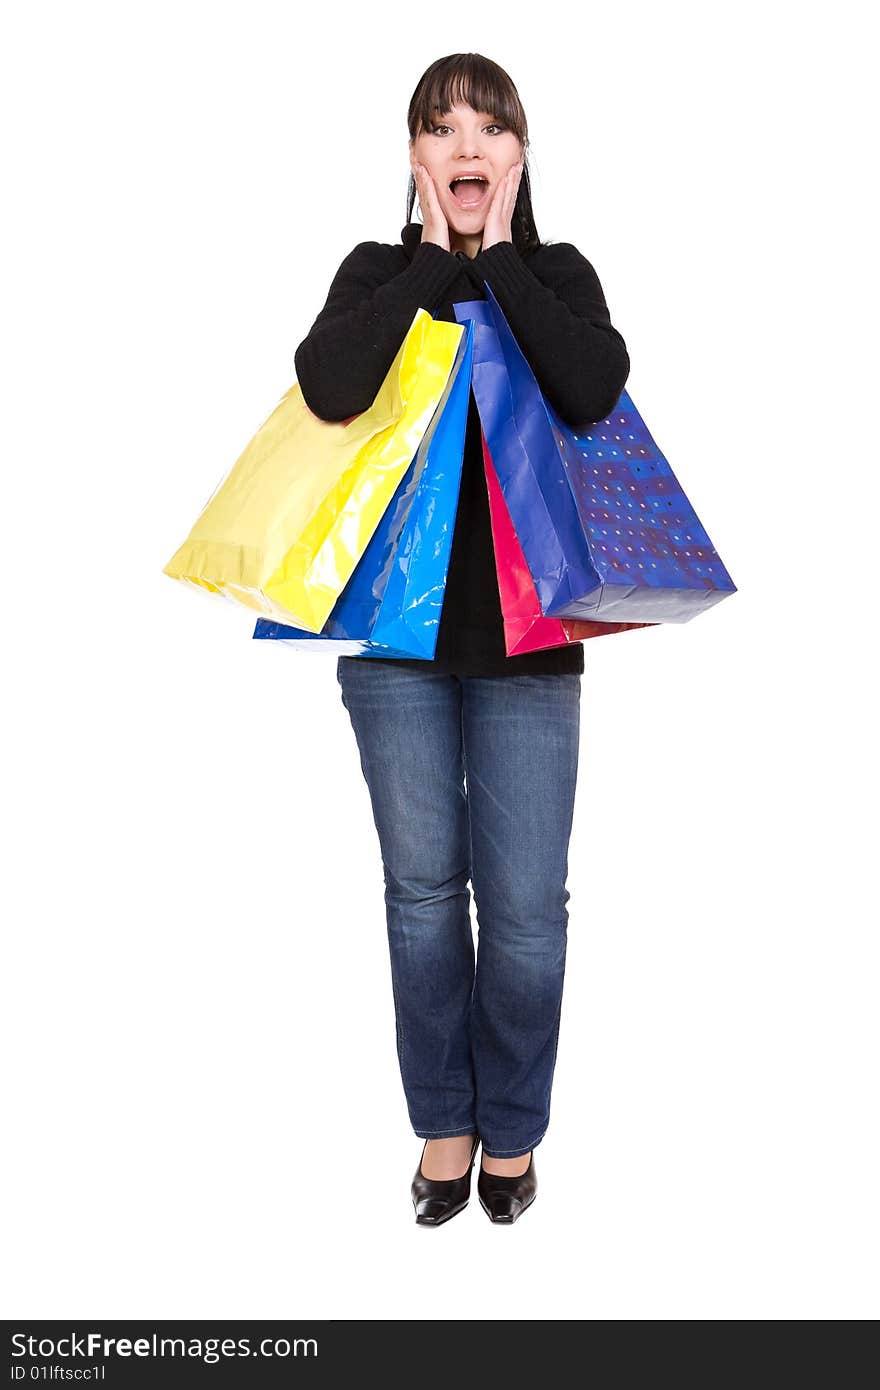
[294,53,629,1224]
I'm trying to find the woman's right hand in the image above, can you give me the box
[410,158,450,252]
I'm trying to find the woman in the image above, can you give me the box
[294,54,630,1225]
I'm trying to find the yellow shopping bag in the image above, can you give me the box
[163,308,463,631]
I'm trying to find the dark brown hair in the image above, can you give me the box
[405,53,543,255]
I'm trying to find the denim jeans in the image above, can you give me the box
[336,657,581,1159]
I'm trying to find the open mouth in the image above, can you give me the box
[448,175,490,210]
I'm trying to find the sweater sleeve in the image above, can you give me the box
[470,240,630,429]
[293,240,463,421]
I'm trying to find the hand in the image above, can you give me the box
[481,161,524,250]
[410,158,450,252]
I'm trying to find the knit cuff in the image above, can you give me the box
[472,240,538,299]
[399,239,463,306]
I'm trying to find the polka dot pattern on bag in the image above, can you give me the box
[551,391,728,590]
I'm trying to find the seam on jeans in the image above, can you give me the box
[414,1125,479,1138]
[480,1128,546,1158]
[390,961,405,1059]
[549,993,565,1079]
[460,696,475,887]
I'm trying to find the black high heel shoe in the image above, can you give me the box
[478,1150,537,1224]
[411,1134,481,1226]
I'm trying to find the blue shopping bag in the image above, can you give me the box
[455,287,736,623]
[252,319,474,657]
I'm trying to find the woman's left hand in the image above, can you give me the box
[481,161,524,250]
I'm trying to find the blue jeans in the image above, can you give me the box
[336,657,581,1159]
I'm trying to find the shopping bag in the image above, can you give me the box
[481,429,655,655]
[251,321,474,658]
[163,309,464,631]
[455,289,737,623]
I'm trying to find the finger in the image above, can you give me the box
[509,163,523,211]
[503,169,517,218]
[425,171,443,209]
[421,171,443,217]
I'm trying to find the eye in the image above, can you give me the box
[429,123,506,135]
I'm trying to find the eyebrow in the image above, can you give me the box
[429,111,500,122]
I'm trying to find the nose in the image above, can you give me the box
[452,134,488,160]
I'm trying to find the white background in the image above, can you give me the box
[3,0,877,1321]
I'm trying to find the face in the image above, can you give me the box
[409,101,523,231]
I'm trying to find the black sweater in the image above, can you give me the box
[294,222,630,677]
